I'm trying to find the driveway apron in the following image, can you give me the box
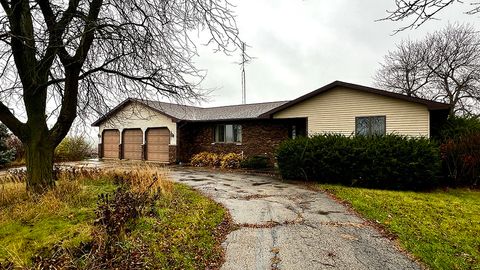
[169,168,420,270]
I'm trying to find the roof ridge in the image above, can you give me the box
[139,99,203,109]
[200,100,289,110]
[136,98,288,110]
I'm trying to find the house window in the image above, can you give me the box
[291,125,297,139]
[214,124,242,143]
[355,116,386,136]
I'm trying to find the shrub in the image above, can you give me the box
[54,136,92,161]
[276,134,441,190]
[220,153,242,169]
[440,133,480,187]
[440,116,480,140]
[0,124,15,166]
[190,152,222,167]
[240,155,270,169]
[5,135,24,161]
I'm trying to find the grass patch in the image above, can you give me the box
[0,178,116,267]
[133,184,229,269]
[0,167,230,269]
[318,184,480,270]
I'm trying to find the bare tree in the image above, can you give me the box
[375,23,480,116]
[0,0,243,193]
[375,39,432,97]
[425,24,480,115]
[382,0,480,33]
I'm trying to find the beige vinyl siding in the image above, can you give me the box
[99,102,177,145]
[273,86,430,137]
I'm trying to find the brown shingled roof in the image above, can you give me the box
[92,81,451,126]
[91,98,288,126]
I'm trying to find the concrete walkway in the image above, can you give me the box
[169,168,420,270]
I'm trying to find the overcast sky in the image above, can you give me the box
[193,0,480,107]
[78,0,480,140]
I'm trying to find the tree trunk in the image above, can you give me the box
[25,135,55,193]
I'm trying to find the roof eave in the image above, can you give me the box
[91,98,181,127]
[91,98,134,127]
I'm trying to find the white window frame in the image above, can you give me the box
[214,124,242,143]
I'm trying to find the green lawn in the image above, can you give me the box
[134,184,229,269]
[318,184,480,270]
[0,178,116,266]
[0,171,229,269]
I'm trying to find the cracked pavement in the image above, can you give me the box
[169,168,421,270]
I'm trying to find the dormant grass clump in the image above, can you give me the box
[106,165,173,195]
[0,165,173,222]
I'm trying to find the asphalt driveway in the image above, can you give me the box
[169,168,420,270]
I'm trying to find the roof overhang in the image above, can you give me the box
[91,98,180,127]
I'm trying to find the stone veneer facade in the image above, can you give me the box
[177,119,306,164]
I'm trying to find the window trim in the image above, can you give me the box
[355,115,386,136]
[213,124,242,143]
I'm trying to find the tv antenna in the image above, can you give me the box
[239,42,250,104]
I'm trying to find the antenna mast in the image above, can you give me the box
[240,42,247,104]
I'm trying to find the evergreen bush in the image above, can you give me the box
[276,134,440,190]
[0,124,15,166]
[240,155,270,169]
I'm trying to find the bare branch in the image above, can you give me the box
[381,0,480,33]
[375,23,480,116]
[0,100,25,137]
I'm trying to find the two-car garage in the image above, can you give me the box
[102,127,170,162]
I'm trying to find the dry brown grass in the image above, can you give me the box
[106,165,173,195]
[0,182,28,208]
[0,165,173,223]
[0,179,85,223]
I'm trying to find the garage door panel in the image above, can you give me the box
[103,130,120,158]
[146,128,169,162]
[123,129,143,160]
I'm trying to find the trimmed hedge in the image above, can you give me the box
[240,155,270,169]
[276,134,440,190]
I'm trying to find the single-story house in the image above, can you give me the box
[92,81,450,163]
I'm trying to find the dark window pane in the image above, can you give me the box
[356,117,369,136]
[356,116,386,136]
[215,125,225,142]
[225,125,234,142]
[371,116,386,135]
[233,125,242,142]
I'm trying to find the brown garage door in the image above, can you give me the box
[122,129,143,160]
[103,130,120,159]
[146,128,170,162]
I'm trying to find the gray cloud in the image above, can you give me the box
[194,0,480,107]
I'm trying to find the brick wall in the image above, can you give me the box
[169,145,177,163]
[177,119,306,163]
